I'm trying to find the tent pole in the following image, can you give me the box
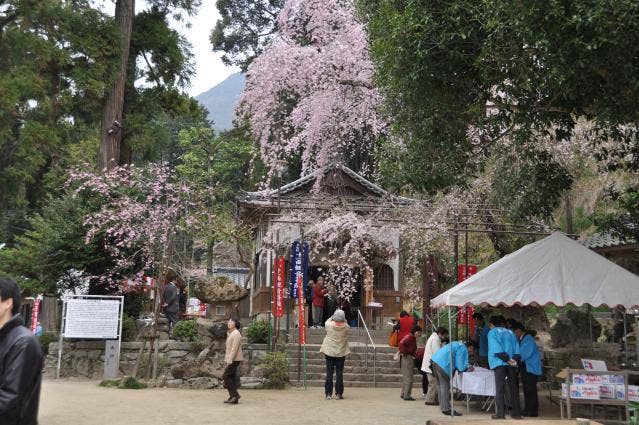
[588,305,593,346]
[449,306,454,417]
[636,315,639,368]
[624,313,628,365]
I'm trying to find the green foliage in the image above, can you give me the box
[0,192,114,295]
[99,376,147,389]
[594,184,639,243]
[121,315,138,342]
[123,293,146,319]
[176,126,256,201]
[174,126,258,271]
[172,319,199,342]
[260,352,289,389]
[37,333,58,356]
[489,145,573,221]
[211,0,283,71]
[245,319,272,344]
[0,0,118,242]
[362,0,639,193]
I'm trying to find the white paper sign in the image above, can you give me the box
[581,358,608,371]
[64,298,121,339]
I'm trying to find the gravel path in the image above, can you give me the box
[39,379,505,425]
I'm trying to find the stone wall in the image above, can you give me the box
[45,339,270,390]
[543,342,622,386]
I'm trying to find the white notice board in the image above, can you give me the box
[64,298,121,339]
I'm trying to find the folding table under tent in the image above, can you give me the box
[429,231,639,417]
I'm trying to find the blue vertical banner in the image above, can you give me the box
[290,241,310,298]
[290,241,301,298]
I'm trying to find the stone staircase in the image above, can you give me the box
[284,328,423,389]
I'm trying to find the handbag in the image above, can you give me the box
[388,330,399,347]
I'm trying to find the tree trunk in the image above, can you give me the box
[41,294,59,334]
[206,238,215,275]
[565,193,573,234]
[99,0,134,170]
[485,213,510,257]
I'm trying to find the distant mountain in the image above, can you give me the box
[195,73,245,132]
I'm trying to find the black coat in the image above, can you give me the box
[163,284,178,314]
[0,315,43,425]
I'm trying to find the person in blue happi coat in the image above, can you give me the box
[488,315,521,419]
[513,322,541,417]
[472,312,490,367]
[431,341,475,416]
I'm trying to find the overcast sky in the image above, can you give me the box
[96,0,239,97]
[176,0,239,96]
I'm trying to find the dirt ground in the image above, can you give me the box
[40,380,561,425]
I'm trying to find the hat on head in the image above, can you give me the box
[332,309,346,322]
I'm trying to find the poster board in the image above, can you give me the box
[57,295,124,380]
[64,298,121,339]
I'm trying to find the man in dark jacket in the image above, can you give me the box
[162,280,179,334]
[0,277,43,425]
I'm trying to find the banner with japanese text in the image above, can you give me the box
[272,256,279,317]
[457,265,478,325]
[31,299,40,334]
[276,256,285,317]
[297,276,306,345]
[290,241,309,299]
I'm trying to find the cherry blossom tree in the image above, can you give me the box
[238,0,386,181]
[67,163,196,289]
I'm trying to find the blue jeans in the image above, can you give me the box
[325,355,345,396]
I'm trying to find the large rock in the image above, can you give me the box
[196,319,228,340]
[193,276,248,303]
[170,359,213,380]
[188,377,218,389]
[550,310,602,347]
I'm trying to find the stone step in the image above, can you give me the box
[287,379,420,389]
[284,328,394,345]
[286,358,402,369]
[287,371,412,383]
[286,351,398,363]
[287,365,422,376]
[285,343,398,354]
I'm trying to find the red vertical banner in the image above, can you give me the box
[297,276,305,345]
[272,256,279,317]
[31,299,40,334]
[276,256,285,318]
[457,265,478,325]
[198,302,207,317]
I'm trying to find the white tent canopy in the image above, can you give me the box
[431,232,639,309]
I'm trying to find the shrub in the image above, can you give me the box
[260,352,289,389]
[245,319,271,344]
[173,319,198,342]
[123,293,145,318]
[121,314,137,341]
[38,333,58,356]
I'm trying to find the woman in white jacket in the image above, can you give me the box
[320,309,350,400]
[421,327,449,405]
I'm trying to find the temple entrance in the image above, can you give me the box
[308,266,363,327]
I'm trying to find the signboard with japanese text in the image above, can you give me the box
[297,276,306,345]
[64,298,121,339]
[457,265,478,325]
[272,257,279,317]
[276,256,285,317]
[290,241,309,298]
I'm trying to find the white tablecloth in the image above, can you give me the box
[453,367,496,396]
